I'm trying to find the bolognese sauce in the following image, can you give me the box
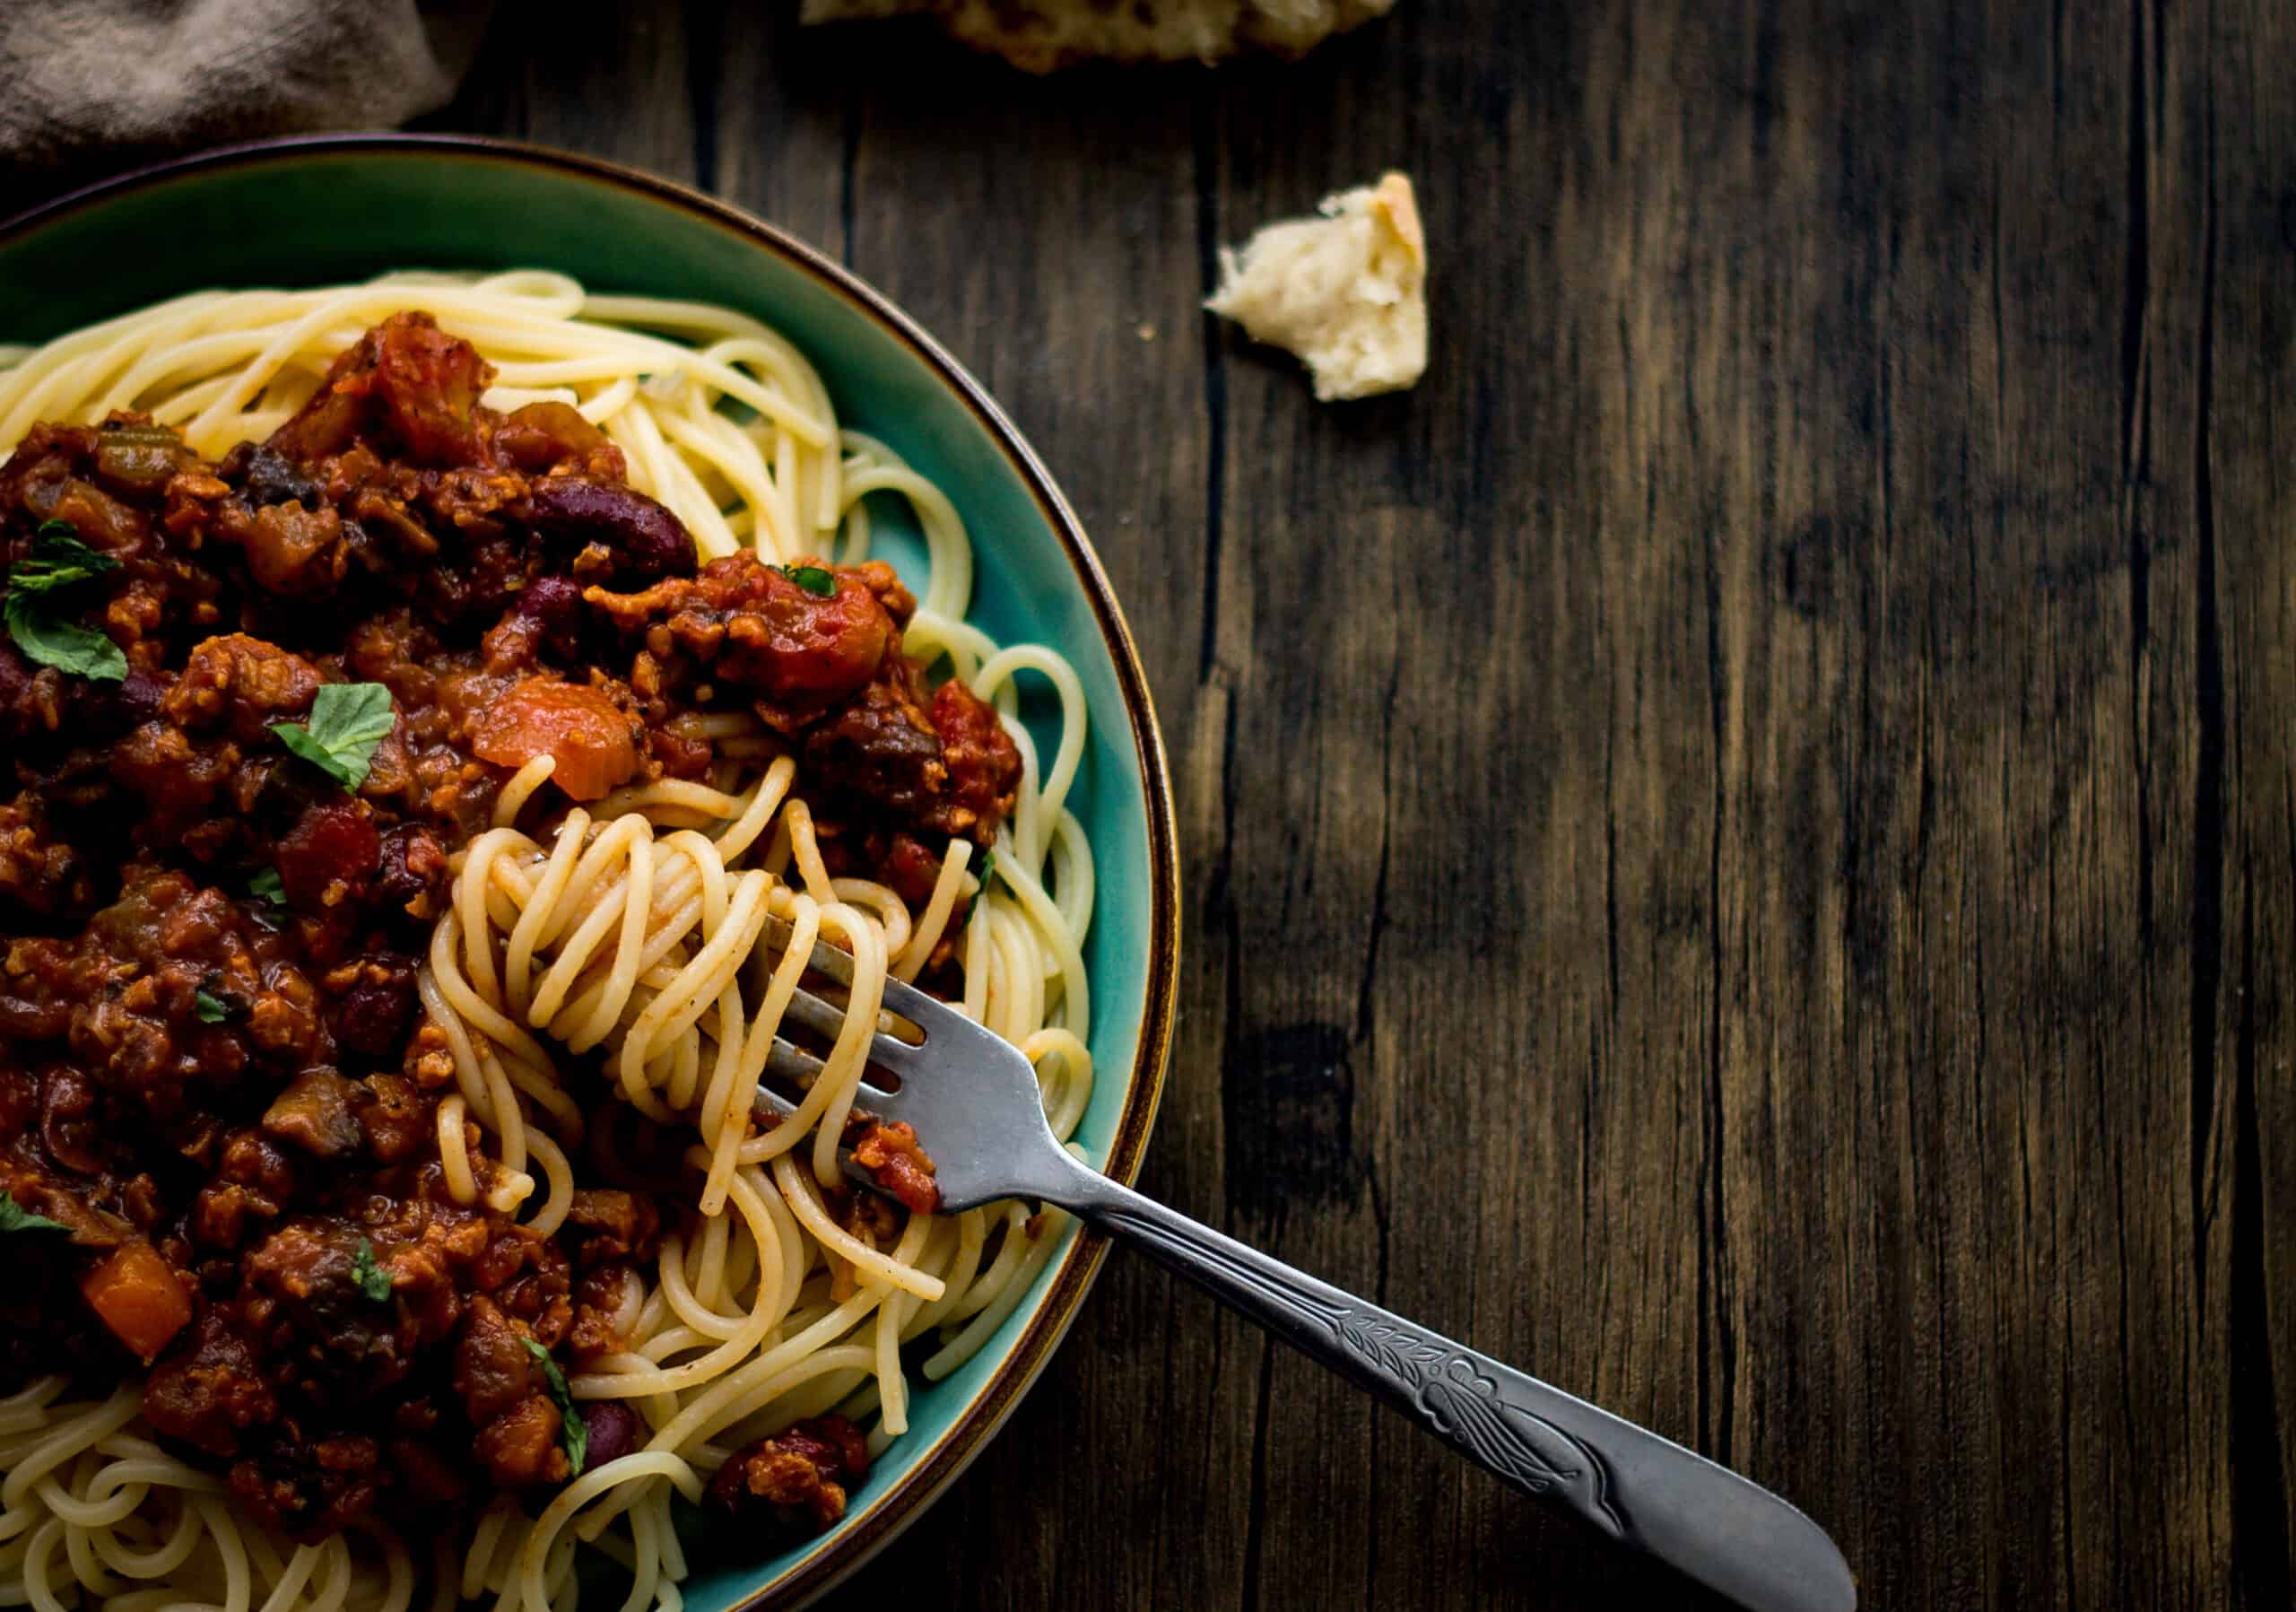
[0,314,1017,1543]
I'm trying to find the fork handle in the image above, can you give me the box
[1041,1163,1856,1612]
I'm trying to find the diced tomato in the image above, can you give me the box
[930,676,1022,839]
[851,1120,941,1215]
[879,832,945,907]
[371,314,491,466]
[735,565,892,699]
[266,312,492,466]
[276,801,381,911]
[495,401,616,475]
[81,1239,193,1364]
[583,556,893,704]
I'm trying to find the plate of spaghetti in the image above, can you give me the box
[0,137,1178,1612]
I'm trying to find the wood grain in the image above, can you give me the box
[423,0,2296,1605]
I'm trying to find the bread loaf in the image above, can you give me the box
[798,0,1397,72]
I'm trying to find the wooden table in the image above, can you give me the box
[419,3,2296,1607]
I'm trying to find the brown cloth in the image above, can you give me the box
[1,0,492,213]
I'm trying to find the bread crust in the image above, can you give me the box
[798,0,1397,72]
[1369,170,1424,265]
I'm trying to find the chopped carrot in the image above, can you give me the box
[470,677,640,802]
[81,1240,192,1364]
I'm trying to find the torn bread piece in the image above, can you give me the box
[798,0,1397,72]
[1205,171,1427,402]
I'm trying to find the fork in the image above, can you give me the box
[753,917,1857,1612]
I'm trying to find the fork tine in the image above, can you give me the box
[775,984,852,1043]
[758,1032,903,1102]
[751,1049,900,1204]
[762,912,974,1033]
[758,912,947,1069]
[762,1035,825,1089]
[752,1073,797,1122]
[777,983,926,1076]
[753,1035,906,1119]
[777,916,854,988]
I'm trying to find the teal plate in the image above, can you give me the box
[0,135,1179,1610]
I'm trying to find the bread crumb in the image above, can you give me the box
[1205,172,1426,402]
[1136,321,1160,342]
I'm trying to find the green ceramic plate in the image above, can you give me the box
[0,135,1178,1610]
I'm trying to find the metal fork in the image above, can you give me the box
[752,917,1857,1612]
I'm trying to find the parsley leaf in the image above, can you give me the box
[248,867,285,906]
[0,1190,70,1234]
[783,564,836,598]
[273,683,394,789]
[4,528,126,683]
[350,1238,394,1303]
[193,989,233,1024]
[522,1338,587,1476]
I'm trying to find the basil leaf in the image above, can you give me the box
[522,1338,588,1476]
[783,564,836,598]
[248,867,285,906]
[13,530,118,594]
[273,683,394,789]
[351,1238,394,1303]
[4,593,126,682]
[193,989,232,1024]
[5,530,126,683]
[0,1191,69,1234]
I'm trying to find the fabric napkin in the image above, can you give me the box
[1,0,493,214]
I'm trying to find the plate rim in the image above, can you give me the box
[0,131,1182,1611]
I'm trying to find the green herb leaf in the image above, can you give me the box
[13,529,119,595]
[783,564,836,598]
[522,1338,587,1476]
[964,849,995,924]
[273,683,395,789]
[4,593,126,681]
[350,1238,394,1303]
[248,867,285,906]
[193,989,232,1024]
[4,531,126,683]
[0,1190,70,1234]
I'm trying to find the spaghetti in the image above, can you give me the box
[0,274,1095,1612]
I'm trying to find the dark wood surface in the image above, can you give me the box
[416,3,2296,1607]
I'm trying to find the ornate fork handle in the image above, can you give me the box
[1038,1158,1856,1612]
